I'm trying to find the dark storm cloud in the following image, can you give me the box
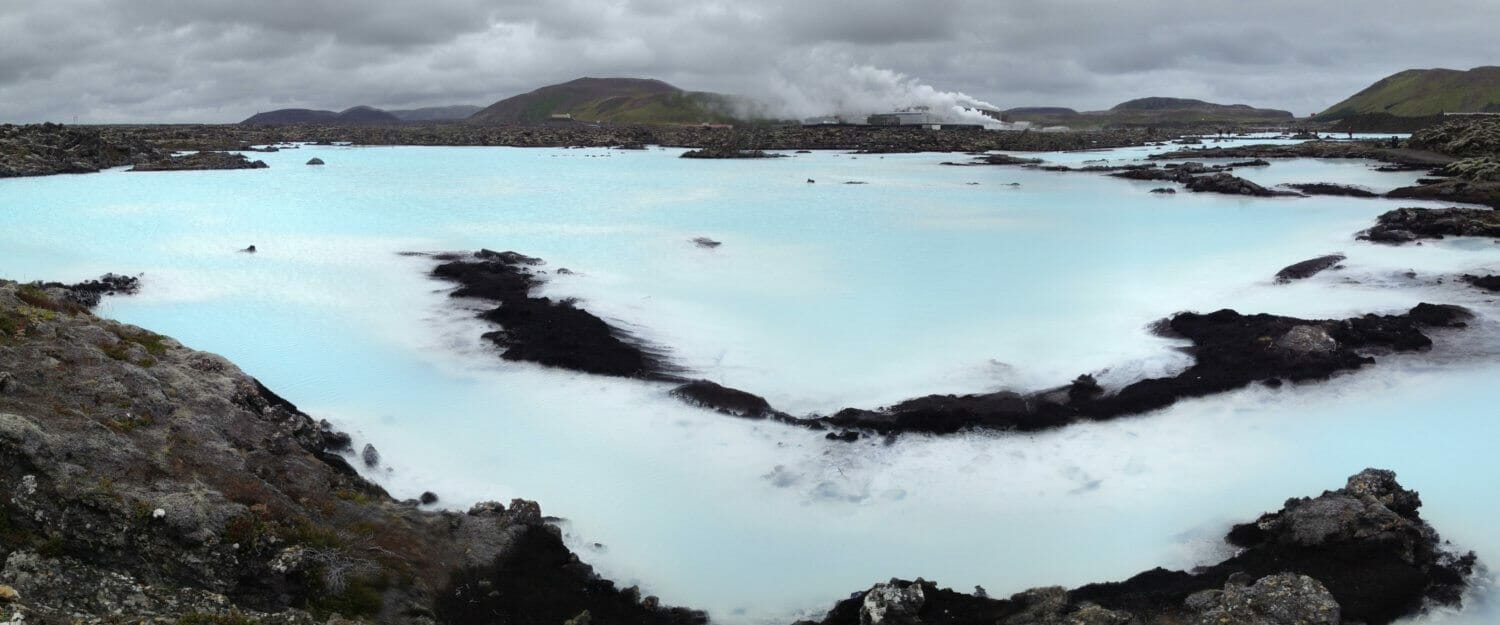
[0,0,1495,123]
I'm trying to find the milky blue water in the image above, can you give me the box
[1,142,1495,623]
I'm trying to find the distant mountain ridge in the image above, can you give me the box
[467,77,742,125]
[240,104,480,125]
[1111,97,1287,115]
[1316,66,1500,121]
[388,105,483,121]
[1003,97,1291,128]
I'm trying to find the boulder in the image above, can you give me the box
[669,380,775,419]
[1274,254,1345,283]
[1184,574,1339,625]
[1359,207,1500,243]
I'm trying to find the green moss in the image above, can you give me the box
[278,519,345,550]
[223,514,271,547]
[109,412,154,432]
[114,327,170,354]
[306,572,387,620]
[333,487,371,505]
[16,284,83,315]
[37,533,65,557]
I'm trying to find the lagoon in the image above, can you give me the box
[2,143,1495,623]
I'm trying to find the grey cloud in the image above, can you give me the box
[0,0,1496,123]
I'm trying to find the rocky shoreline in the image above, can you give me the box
[0,283,1480,623]
[804,469,1476,625]
[130,151,269,171]
[421,250,680,380]
[91,122,1168,154]
[0,279,704,625]
[418,249,1474,442]
[812,303,1469,438]
[0,123,163,178]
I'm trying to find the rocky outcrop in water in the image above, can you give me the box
[1358,206,1500,243]
[1275,254,1346,283]
[1148,141,1456,169]
[680,147,784,158]
[0,279,703,624]
[0,123,161,177]
[804,469,1476,625]
[1283,183,1380,198]
[30,273,142,309]
[1386,179,1500,208]
[130,151,269,171]
[1183,172,1300,196]
[1093,162,1297,197]
[1462,274,1500,291]
[425,249,678,379]
[818,303,1467,437]
[669,380,782,420]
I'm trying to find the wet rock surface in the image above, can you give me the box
[806,470,1476,625]
[0,279,701,624]
[1358,206,1500,243]
[1275,254,1346,283]
[130,151,269,171]
[426,249,678,379]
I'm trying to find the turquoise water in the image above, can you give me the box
[1,144,1495,623]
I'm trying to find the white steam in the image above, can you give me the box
[749,50,1001,125]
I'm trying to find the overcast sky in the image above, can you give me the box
[1,0,1496,123]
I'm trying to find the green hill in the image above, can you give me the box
[1002,98,1291,129]
[1316,66,1500,121]
[468,77,744,125]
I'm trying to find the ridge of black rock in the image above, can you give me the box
[130,151,268,172]
[816,303,1468,438]
[425,249,680,380]
[32,272,141,309]
[805,469,1476,625]
[1285,182,1380,198]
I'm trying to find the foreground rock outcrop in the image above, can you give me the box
[0,123,161,177]
[0,280,703,624]
[803,469,1476,625]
